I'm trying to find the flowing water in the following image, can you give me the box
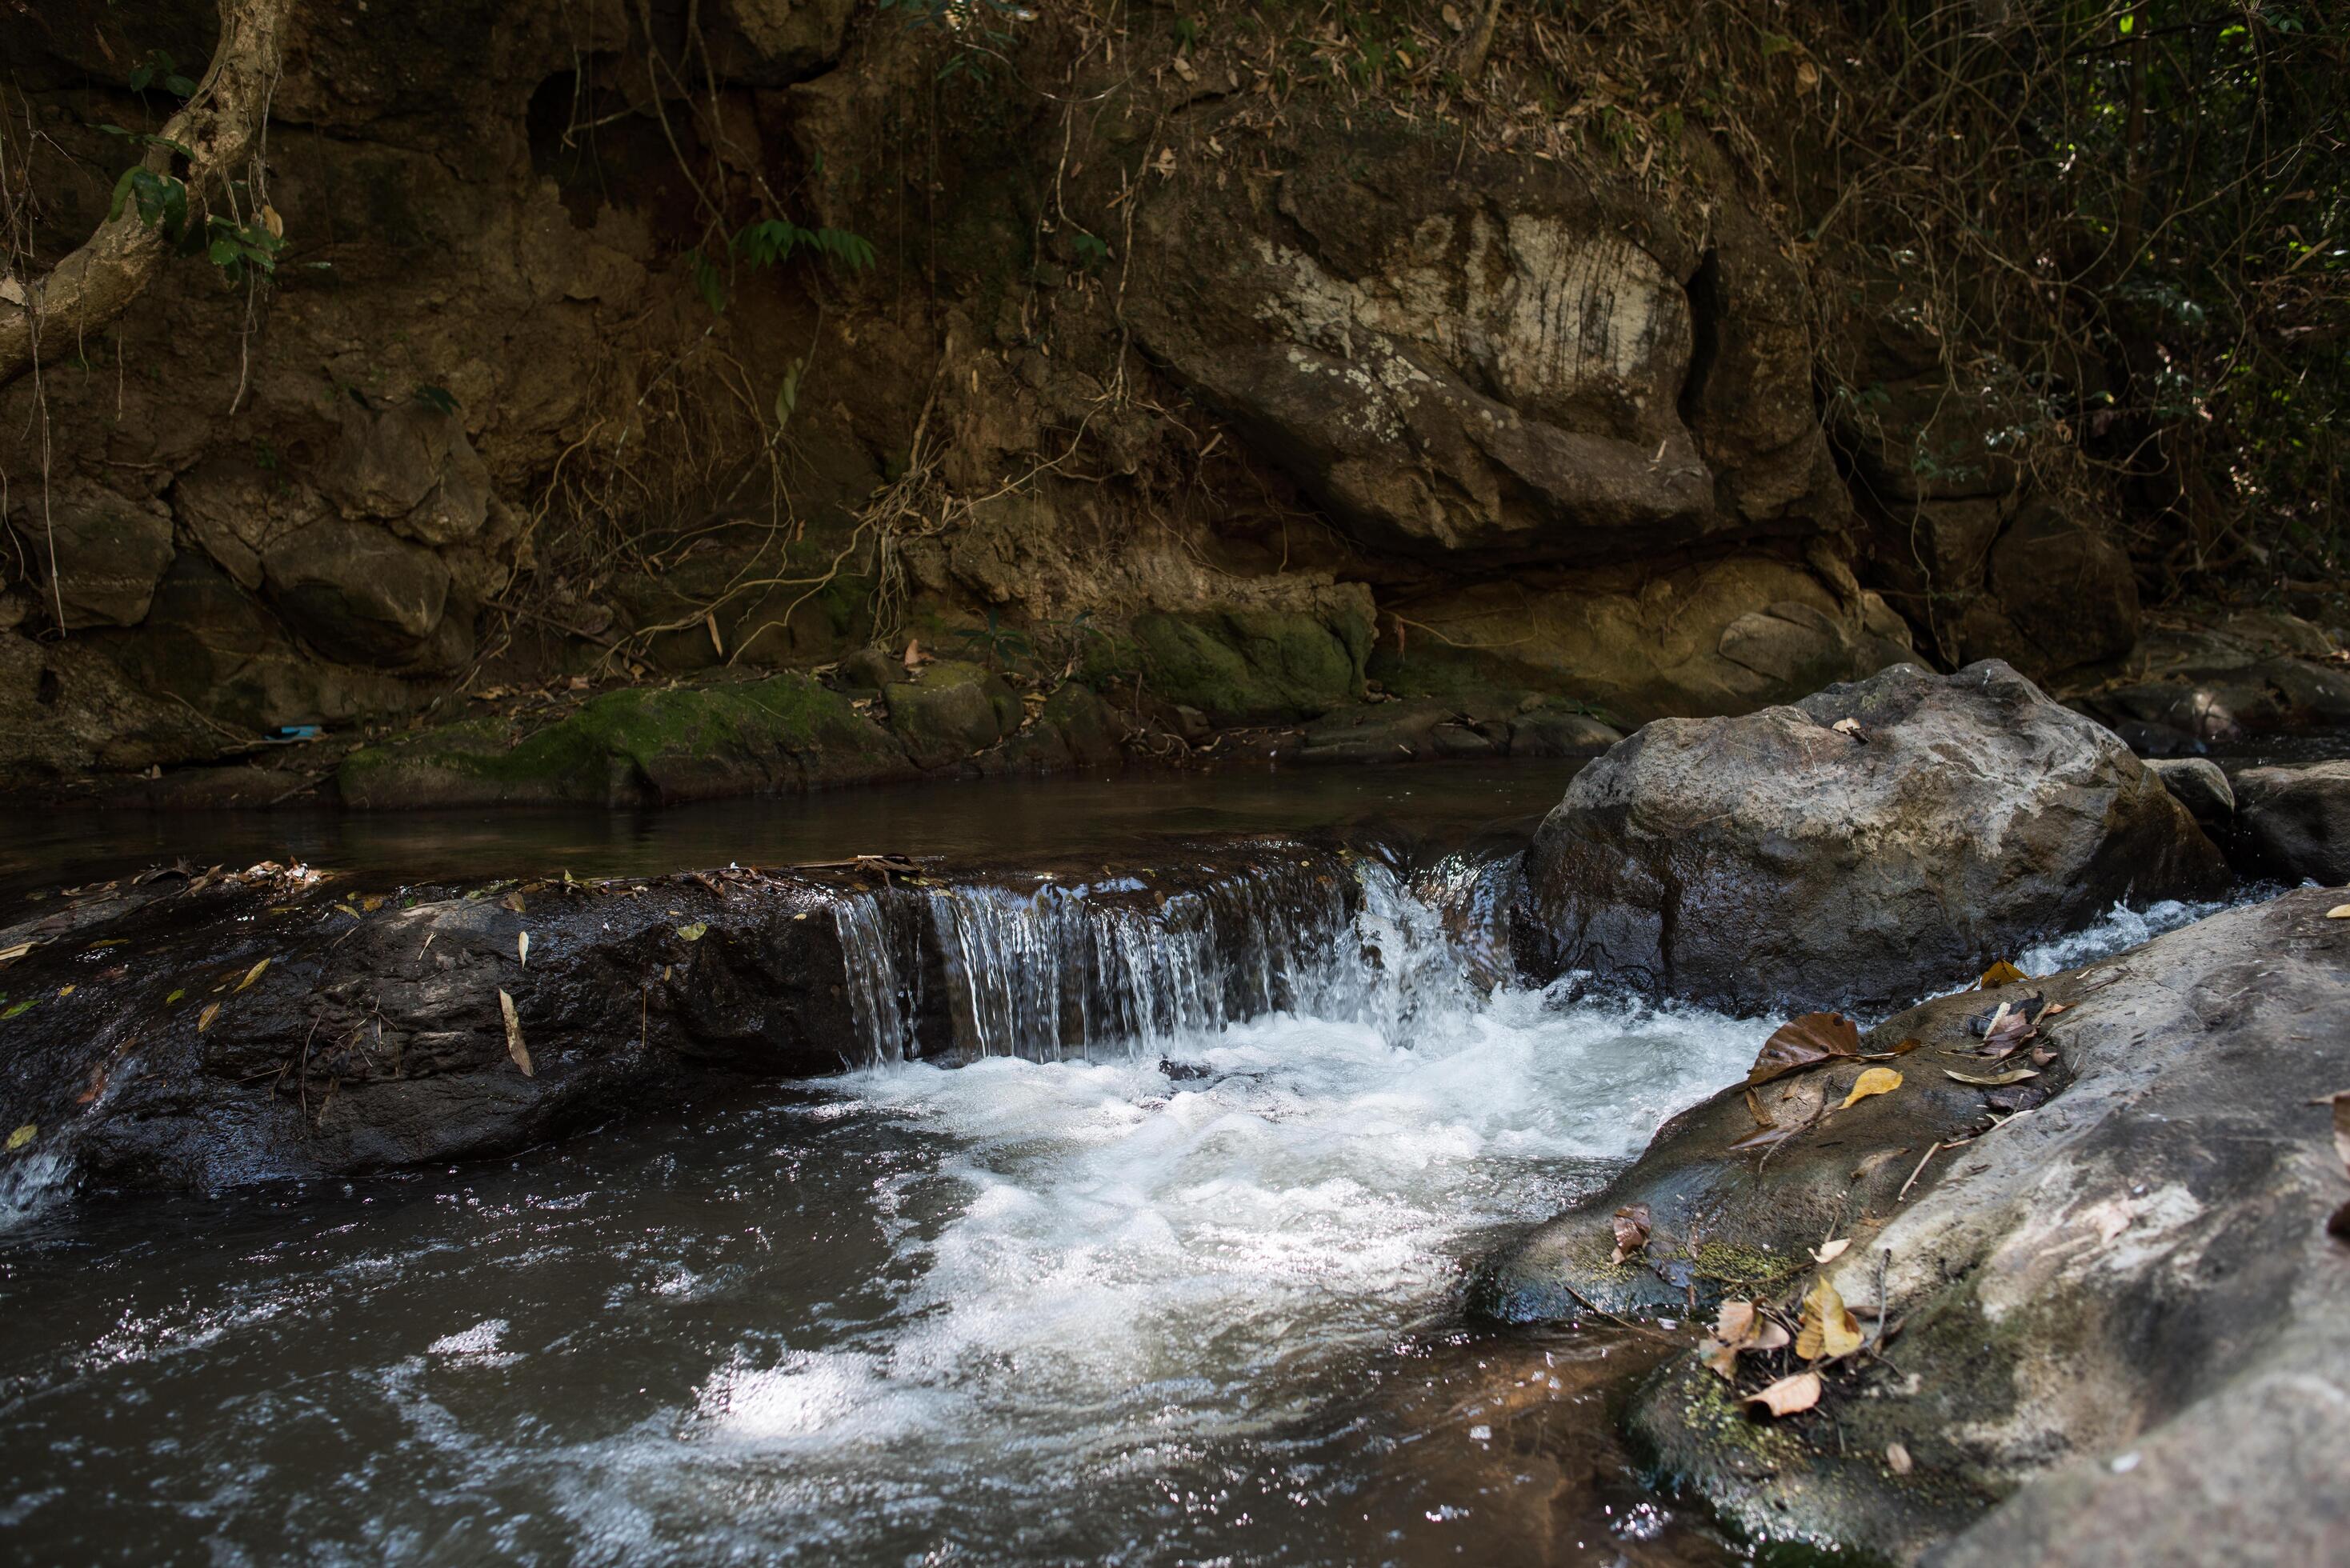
[0,768,2232,1566]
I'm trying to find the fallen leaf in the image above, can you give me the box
[56,985,74,997]
[502,890,527,914]
[1609,1202,1651,1264]
[1796,1276,1864,1361]
[1746,1371,1822,1417]
[2326,904,2349,919]
[1812,1238,1851,1264]
[1,998,36,1019]
[2316,1086,2350,1173]
[1887,1442,1913,1475]
[5,1123,34,1152]
[1742,1087,1774,1128]
[1699,1298,1791,1378]
[0,942,34,963]
[1748,1012,1863,1086]
[1832,716,1865,740]
[499,989,533,1077]
[518,931,530,968]
[235,958,270,992]
[1839,1067,1903,1109]
[1978,959,2027,989]
[198,1002,221,1032]
[362,894,385,913]
[166,988,186,1006]
[676,922,709,942]
[1947,1067,2039,1086]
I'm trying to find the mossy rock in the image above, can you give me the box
[1127,603,1371,726]
[338,674,912,808]
[883,659,1023,770]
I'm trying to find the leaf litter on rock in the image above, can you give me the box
[1609,1202,1651,1265]
[1747,1011,1863,1086]
[1839,1066,1903,1109]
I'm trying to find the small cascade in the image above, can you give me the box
[829,845,1495,1068]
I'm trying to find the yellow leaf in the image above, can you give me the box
[1840,1067,1902,1109]
[5,1123,34,1152]
[676,922,708,942]
[499,989,533,1077]
[1978,959,2027,988]
[1746,1371,1821,1417]
[198,1002,221,1033]
[1812,1238,1851,1264]
[362,894,384,912]
[166,988,186,1006]
[518,931,530,969]
[236,958,270,992]
[1796,1276,1864,1361]
[2328,904,2350,919]
[57,985,74,997]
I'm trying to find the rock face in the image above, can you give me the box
[1480,887,2350,1565]
[1512,661,2231,1011]
[2228,761,2350,885]
[883,659,1023,770]
[5,478,176,628]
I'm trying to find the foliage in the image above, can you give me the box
[950,608,1034,670]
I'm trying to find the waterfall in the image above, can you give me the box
[827,846,1493,1068]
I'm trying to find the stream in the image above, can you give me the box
[0,765,2220,1566]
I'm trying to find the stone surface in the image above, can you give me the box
[0,630,224,780]
[1483,888,2350,1565]
[1505,710,1626,758]
[2228,761,2350,885]
[339,674,916,808]
[6,477,175,628]
[261,519,454,666]
[2144,755,2233,832]
[883,658,1023,770]
[173,459,332,592]
[322,401,494,546]
[1511,661,2231,1012]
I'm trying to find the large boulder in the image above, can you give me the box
[1127,118,1844,565]
[260,518,454,666]
[2229,761,2350,885]
[6,477,175,628]
[1511,660,2230,1012]
[1480,888,2350,1564]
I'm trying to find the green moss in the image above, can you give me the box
[1692,1241,1801,1290]
[338,674,907,807]
[1129,604,1371,725]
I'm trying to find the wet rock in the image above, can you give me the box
[1297,700,1502,765]
[1511,660,2230,1012]
[835,644,904,695]
[1036,681,1127,766]
[2228,761,2350,885]
[883,658,1023,769]
[261,519,453,666]
[1483,888,2350,1563]
[0,868,858,1190]
[1967,501,2142,677]
[2144,756,2233,833]
[5,477,175,628]
[338,674,915,807]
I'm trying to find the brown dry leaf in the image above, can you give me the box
[1832,716,1865,740]
[502,890,526,914]
[1861,1036,1925,1062]
[0,941,34,964]
[903,638,932,670]
[2316,1086,2350,1173]
[1796,1275,1865,1361]
[1839,1067,1903,1110]
[1743,1086,1775,1129]
[518,931,531,969]
[1887,1442,1914,1475]
[1979,959,2028,988]
[2325,904,2349,919]
[499,990,534,1077]
[197,1002,221,1033]
[1609,1202,1651,1265]
[1748,1012,1862,1086]
[1812,1238,1851,1264]
[1699,1298,1789,1379]
[362,895,385,913]
[1947,1067,2038,1086]
[1747,1371,1822,1417]
[235,958,270,992]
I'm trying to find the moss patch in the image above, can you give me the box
[339,674,911,808]
[1128,603,1371,725]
